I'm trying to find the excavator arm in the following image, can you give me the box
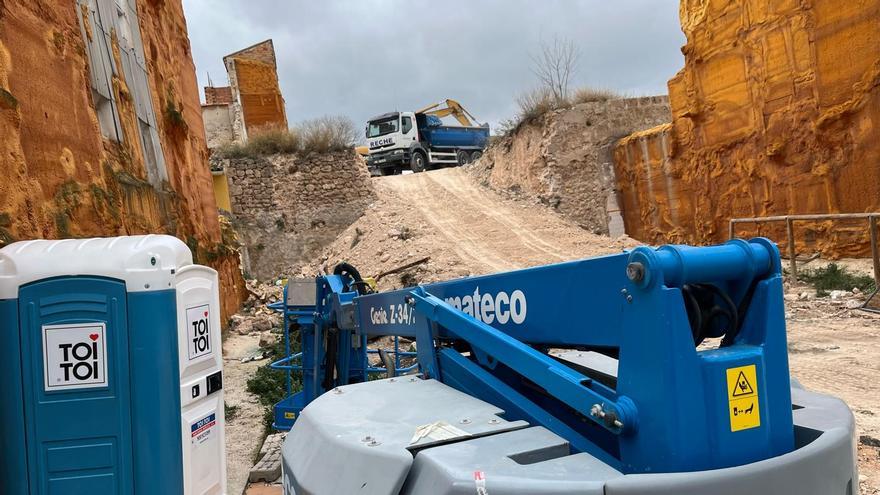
[416,98,482,127]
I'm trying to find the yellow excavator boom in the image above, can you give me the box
[415,99,481,127]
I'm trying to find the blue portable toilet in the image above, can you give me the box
[0,235,227,494]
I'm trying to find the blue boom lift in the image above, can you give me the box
[272,239,857,494]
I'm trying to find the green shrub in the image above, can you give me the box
[247,334,301,429]
[224,402,240,421]
[799,263,876,296]
[215,117,356,158]
[216,128,300,158]
[300,115,357,153]
[247,128,301,155]
[518,87,564,125]
[498,85,623,137]
[500,87,577,136]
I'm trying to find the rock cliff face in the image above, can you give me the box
[0,0,245,320]
[614,0,880,255]
[469,97,672,235]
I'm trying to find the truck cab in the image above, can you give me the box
[365,110,489,176]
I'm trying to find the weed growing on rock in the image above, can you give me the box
[0,212,14,247]
[0,87,19,110]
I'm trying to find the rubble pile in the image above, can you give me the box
[227,280,285,352]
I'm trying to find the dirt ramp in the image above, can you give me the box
[301,168,637,291]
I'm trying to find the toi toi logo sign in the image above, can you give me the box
[43,322,108,392]
[187,304,212,360]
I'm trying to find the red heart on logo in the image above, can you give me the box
[89,334,99,341]
[203,311,208,317]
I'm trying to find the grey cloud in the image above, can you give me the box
[182,0,685,134]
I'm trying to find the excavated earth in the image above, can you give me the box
[230,168,879,495]
[295,167,637,288]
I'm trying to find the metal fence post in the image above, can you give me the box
[870,215,879,289]
[786,218,797,279]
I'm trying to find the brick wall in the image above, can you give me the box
[204,86,232,105]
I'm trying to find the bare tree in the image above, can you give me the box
[530,36,580,103]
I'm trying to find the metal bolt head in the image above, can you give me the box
[333,387,343,394]
[361,436,373,442]
[150,256,157,266]
[459,418,472,424]
[626,262,645,282]
[488,418,500,425]
[367,440,381,447]
[626,295,633,303]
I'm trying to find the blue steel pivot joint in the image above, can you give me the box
[276,239,857,494]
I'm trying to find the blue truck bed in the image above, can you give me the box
[419,124,489,149]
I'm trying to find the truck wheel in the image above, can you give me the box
[456,150,471,166]
[410,152,427,173]
[470,151,482,162]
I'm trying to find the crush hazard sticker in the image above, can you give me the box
[42,322,108,392]
[187,304,212,360]
[191,413,216,445]
[726,364,761,432]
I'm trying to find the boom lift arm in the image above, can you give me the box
[273,239,858,495]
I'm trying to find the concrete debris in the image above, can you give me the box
[249,432,286,483]
[259,332,279,348]
[245,279,284,304]
[829,290,851,300]
[227,281,285,337]
[845,300,864,310]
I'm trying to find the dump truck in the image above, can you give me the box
[365,99,489,176]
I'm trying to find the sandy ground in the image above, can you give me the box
[224,332,267,495]
[231,167,879,494]
[784,277,880,494]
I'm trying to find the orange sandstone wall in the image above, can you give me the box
[0,0,245,320]
[613,0,880,256]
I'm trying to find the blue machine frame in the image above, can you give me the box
[270,238,794,474]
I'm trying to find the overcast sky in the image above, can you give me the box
[182,1,685,134]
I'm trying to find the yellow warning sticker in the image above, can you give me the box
[726,364,760,432]
[284,412,296,420]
